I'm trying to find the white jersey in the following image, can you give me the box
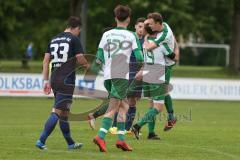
[142,22,175,83]
[154,22,175,66]
[143,38,165,65]
[143,38,165,84]
[96,27,143,80]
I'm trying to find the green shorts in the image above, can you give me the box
[104,79,129,100]
[142,66,173,102]
[143,82,168,101]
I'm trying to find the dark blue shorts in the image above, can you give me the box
[51,73,75,111]
[53,92,73,111]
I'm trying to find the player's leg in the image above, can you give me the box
[87,80,111,130]
[88,103,109,130]
[147,100,164,140]
[36,91,60,150]
[111,78,141,133]
[132,83,163,140]
[53,93,83,149]
[36,108,59,149]
[131,82,150,139]
[164,66,177,131]
[147,100,157,139]
[94,97,119,152]
[116,99,132,151]
[58,109,83,149]
[125,79,142,131]
[93,79,121,152]
[125,97,137,131]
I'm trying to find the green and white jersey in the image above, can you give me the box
[154,22,175,66]
[143,37,166,84]
[96,27,143,80]
[143,38,165,65]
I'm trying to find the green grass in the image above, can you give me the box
[0,97,239,160]
[172,65,240,79]
[0,60,42,73]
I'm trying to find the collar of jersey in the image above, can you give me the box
[114,27,127,30]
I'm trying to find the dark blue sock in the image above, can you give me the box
[59,117,75,145]
[125,106,136,130]
[112,112,118,127]
[39,112,59,144]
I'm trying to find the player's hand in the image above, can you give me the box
[135,70,143,81]
[85,63,90,69]
[43,81,51,95]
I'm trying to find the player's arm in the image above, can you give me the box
[144,25,168,51]
[73,36,89,68]
[162,36,179,61]
[76,54,89,68]
[42,53,51,95]
[143,40,157,51]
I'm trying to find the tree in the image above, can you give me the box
[229,0,240,72]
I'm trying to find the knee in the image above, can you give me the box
[128,98,137,106]
[52,108,69,118]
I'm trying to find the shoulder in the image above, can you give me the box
[70,35,81,44]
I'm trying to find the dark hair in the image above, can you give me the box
[67,16,81,28]
[114,5,131,22]
[144,24,157,35]
[147,12,163,24]
[135,17,146,25]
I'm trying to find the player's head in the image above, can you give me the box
[144,19,157,35]
[135,17,146,37]
[66,16,82,36]
[147,12,163,31]
[114,5,131,26]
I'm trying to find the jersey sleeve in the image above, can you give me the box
[132,33,144,62]
[72,36,84,55]
[162,43,174,56]
[96,34,106,64]
[153,23,168,46]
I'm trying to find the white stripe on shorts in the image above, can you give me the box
[117,130,125,135]
[100,128,108,133]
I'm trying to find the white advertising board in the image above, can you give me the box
[0,73,240,101]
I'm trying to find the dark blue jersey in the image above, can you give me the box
[129,35,144,79]
[46,32,84,85]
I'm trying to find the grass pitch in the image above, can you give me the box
[0,97,239,160]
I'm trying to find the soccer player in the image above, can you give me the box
[93,5,143,152]
[163,37,179,131]
[36,16,89,150]
[145,13,180,132]
[132,12,177,140]
[88,18,146,132]
[110,17,145,134]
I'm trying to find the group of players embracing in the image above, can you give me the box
[36,4,179,153]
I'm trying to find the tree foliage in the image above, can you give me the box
[0,0,236,62]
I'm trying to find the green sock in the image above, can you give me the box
[93,103,109,119]
[98,117,112,139]
[165,95,174,121]
[117,122,125,141]
[137,107,159,127]
[148,107,156,133]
